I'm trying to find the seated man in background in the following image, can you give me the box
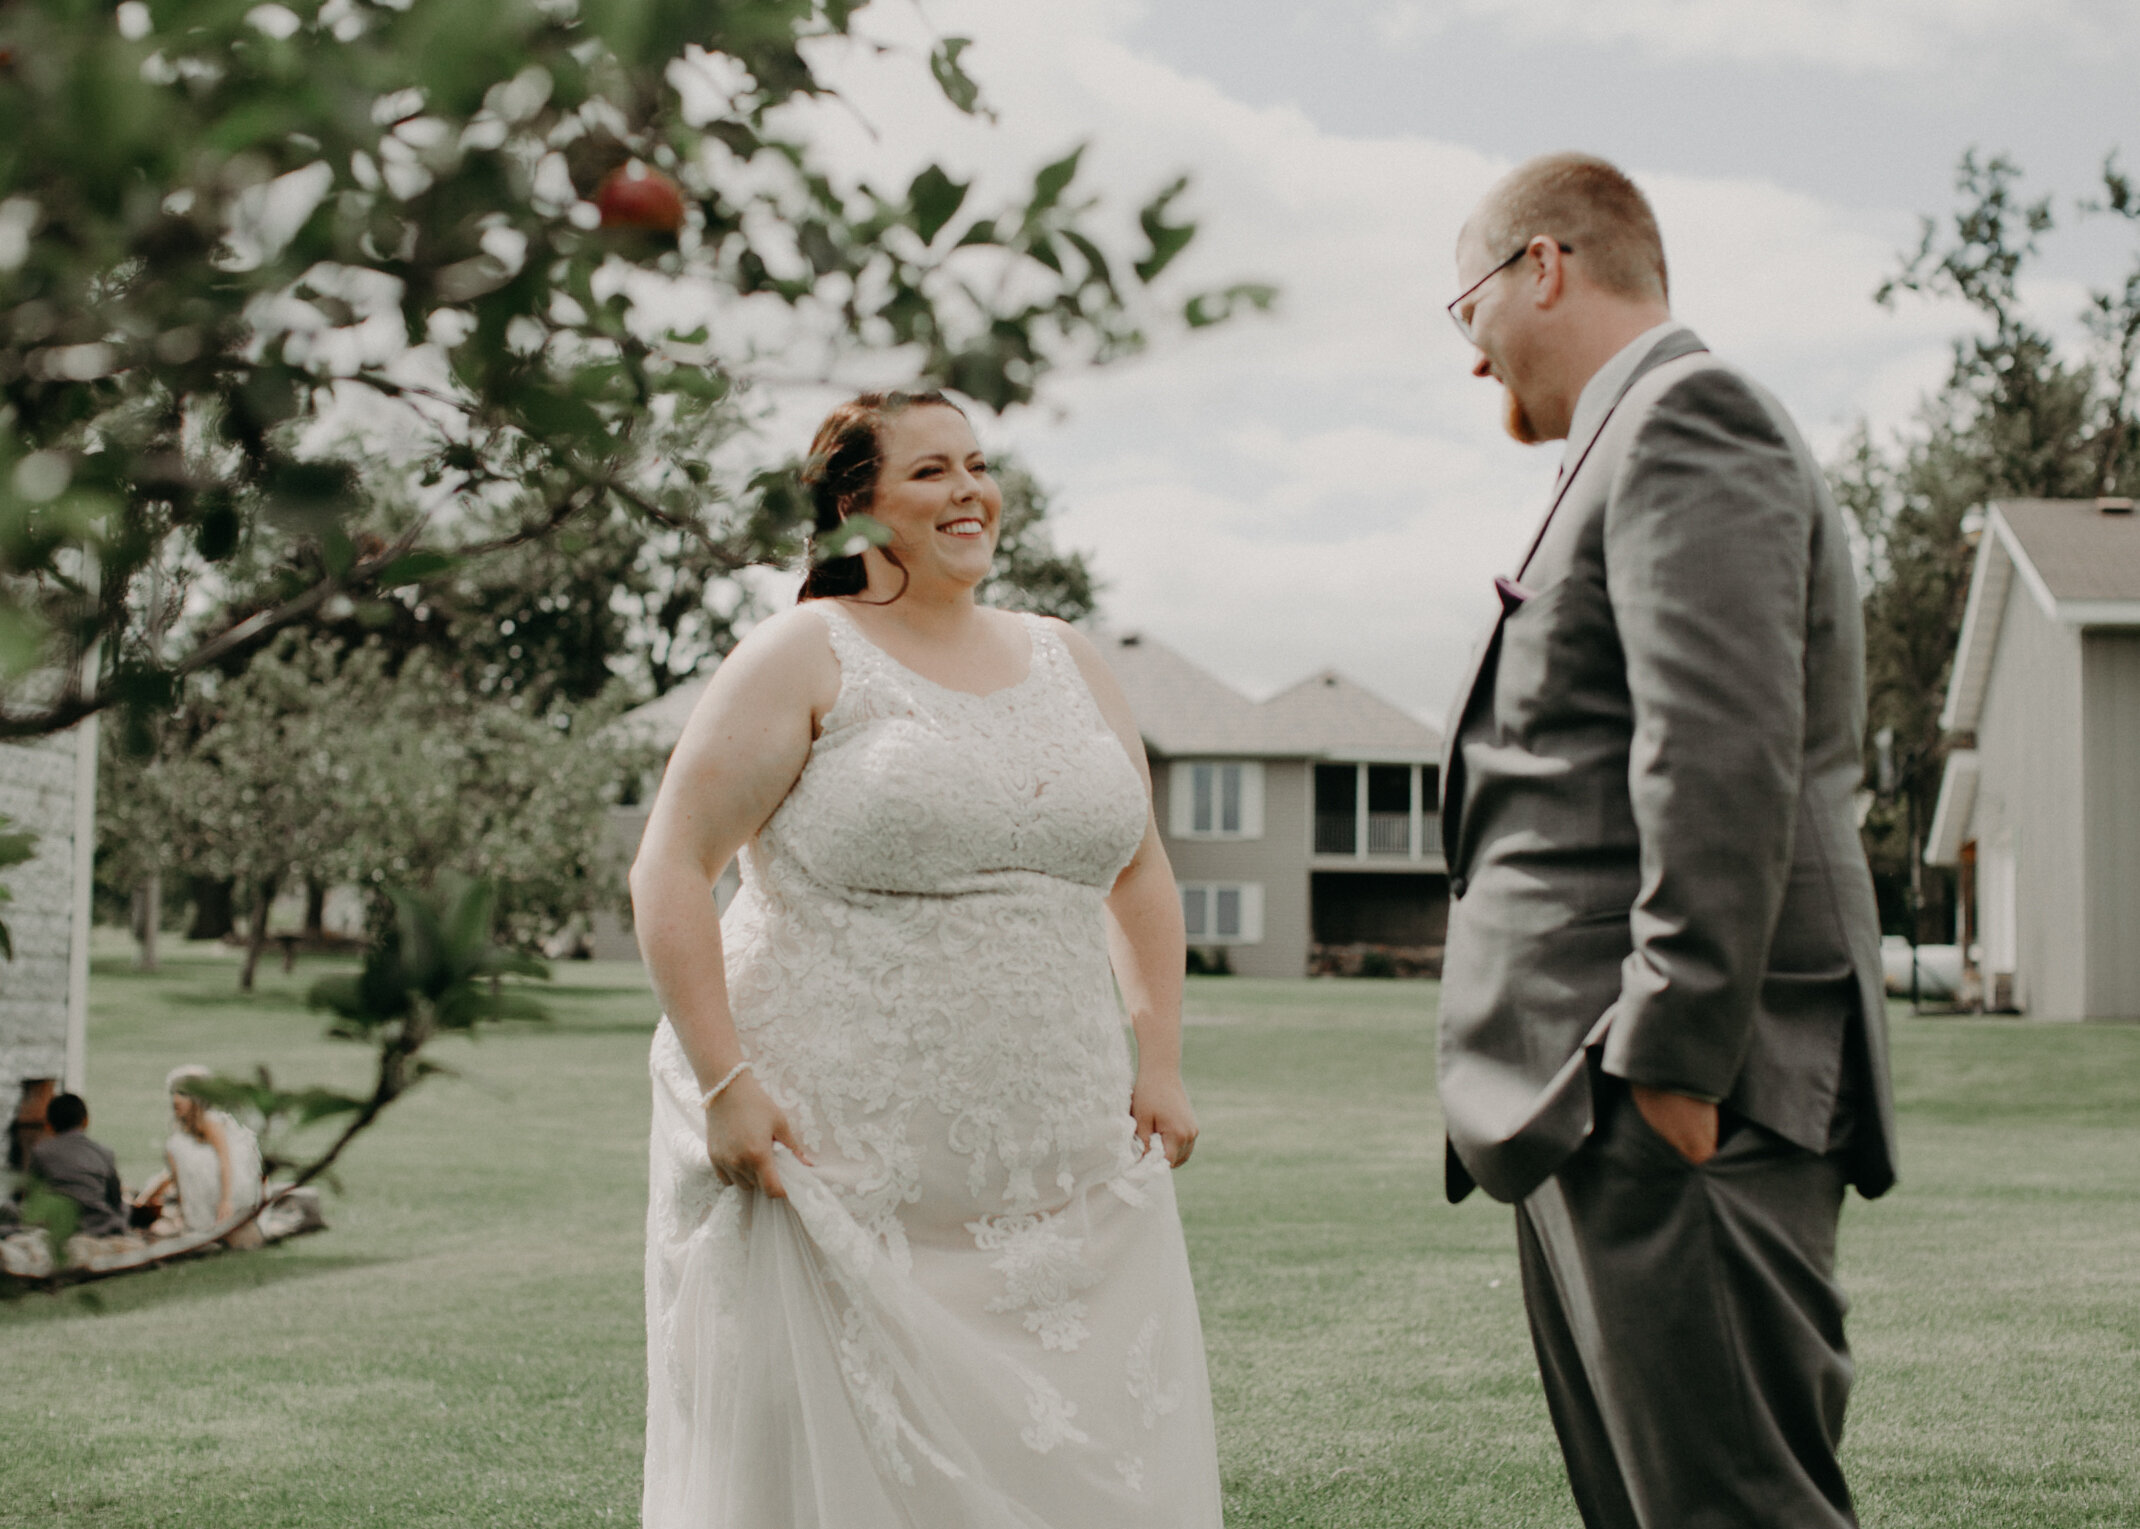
[29,1093,142,1261]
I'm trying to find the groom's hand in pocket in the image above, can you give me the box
[1629,1084,1720,1165]
[706,1073,812,1198]
[1132,1071,1200,1168]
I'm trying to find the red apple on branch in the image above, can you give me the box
[594,161,685,235]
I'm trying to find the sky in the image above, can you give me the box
[767,0,2137,727]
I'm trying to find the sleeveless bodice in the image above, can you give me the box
[761,605,1146,896]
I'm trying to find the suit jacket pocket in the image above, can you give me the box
[1724,967,1856,1153]
[1490,574,1624,744]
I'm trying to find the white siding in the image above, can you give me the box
[0,728,93,1102]
[1972,586,2087,1018]
[2083,632,2140,1018]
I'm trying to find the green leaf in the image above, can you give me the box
[290,1089,370,1127]
[1030,146,1085,219]
[515,384,607,450]
[1185,281,1279,329]
[265,460,358,530]
[322,527,356,579]
[1136,177,1196,284]
[21,1186,79,1257]
[1062,230,1115,292]
[372,551,458,588]
[908,164,969,246]
[929,37,984,116]
[657,367,731,402]
[814,513,891,561]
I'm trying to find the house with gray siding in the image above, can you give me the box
[1925,497,2140,1019]
[1099,632,1445,980]
[597,628,1446,978]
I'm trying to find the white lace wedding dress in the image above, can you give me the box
[644,603,1223,1528]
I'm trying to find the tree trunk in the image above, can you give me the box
[132,872,161,972]
[304,877,326,941]
[185,876,235,940]
[238,877,277,994]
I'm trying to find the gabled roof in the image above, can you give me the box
[1099,631,1441,763]
[1999,498,2140,606]
[1094,631,1265,756]
[1941,498,2140,735]
[1254,670,1442,762]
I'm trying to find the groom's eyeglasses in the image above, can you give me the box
[1447,240,1574,345]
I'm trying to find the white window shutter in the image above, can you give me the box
[1240,882,1265,942]
[1168,762,1195,838]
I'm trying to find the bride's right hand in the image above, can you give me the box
[704,1072,811,1198]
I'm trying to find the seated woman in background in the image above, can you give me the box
[135,1066,264,1248]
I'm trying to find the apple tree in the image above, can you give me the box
[0,0,1269,744]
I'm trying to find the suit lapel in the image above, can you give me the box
[1515,326,1709,580]
[1441,327,1709,878]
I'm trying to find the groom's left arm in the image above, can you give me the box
[1599,367,1815,1107]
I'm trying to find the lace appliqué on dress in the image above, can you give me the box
[968,1210,1101,1351]
[1125,1313,1184,1430]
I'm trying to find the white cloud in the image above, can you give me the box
[747,1,1974,720]
[1372,0,2140,73]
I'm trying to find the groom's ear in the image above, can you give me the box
[1526,238,1571,309]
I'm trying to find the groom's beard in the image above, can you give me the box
[1503,385,1542,446]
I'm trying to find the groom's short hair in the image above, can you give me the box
[1468,152,1669,303]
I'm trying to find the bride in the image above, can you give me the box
[631,390,1224,1527]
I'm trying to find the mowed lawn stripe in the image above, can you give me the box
[3,952,2136,1526]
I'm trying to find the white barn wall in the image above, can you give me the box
[0,730,93,1104]
[1973,587,2087,1018]
[2082,631,2140,1019]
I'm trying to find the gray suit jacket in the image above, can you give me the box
[30,1129,129,1238]
[1437,327,1897,1206]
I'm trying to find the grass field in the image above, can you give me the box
[3,943,2137,1526]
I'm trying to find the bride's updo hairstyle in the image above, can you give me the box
[797,389,963,603]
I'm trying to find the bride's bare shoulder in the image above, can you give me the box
[702,604,841,708]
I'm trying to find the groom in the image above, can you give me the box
[1436,153,1897,1528]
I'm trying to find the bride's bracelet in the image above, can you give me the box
[699,1061,752,1110]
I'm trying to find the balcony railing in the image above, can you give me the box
[1316,810,1442,859]
[1314,813,1356,855]
[1366,812,1411,855]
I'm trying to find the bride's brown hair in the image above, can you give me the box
[796,389,964,604]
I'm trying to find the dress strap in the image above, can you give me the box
[1016,610,1062,676]
[810,599,879,674]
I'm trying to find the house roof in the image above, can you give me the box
[1092,632,1264,755]
[1099,631,1441,762]
[617,627,1444,764]
[1940,498,2140,735]
[1998,497,2140,605]
[1253,669,1443,761]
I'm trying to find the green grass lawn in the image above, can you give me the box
[4,946,2137,1526]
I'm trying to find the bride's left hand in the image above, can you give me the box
[1131,1070,1199,1168]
